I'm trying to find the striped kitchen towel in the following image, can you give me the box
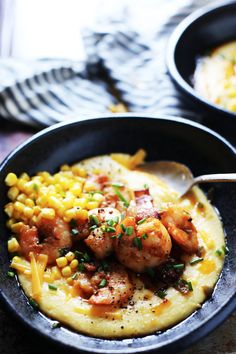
[0,0,214,127]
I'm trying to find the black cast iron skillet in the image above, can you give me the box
[0,114,236,354]
[167,0,236,120]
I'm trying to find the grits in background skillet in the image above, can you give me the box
[194,41,236,113]
[4,150,225,338]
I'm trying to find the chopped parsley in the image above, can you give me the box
[156,289,167,299]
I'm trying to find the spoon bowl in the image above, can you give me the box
[141,161,236,196]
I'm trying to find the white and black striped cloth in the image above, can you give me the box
[0,0,213,127]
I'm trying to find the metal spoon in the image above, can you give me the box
[140,161,236,197]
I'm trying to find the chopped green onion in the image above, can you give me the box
[215,249,223,257]
[59,247,70,257]
[144,184,149,189]
[89,225,97,231]
[83,252,90,262]
[137,218,147,225]
[106,226,116,233]
[117,233,123,240]
[111,235,117,239]
[99,278,107,288]
[190,258,204,265]
[78,263,85,272]
[112,182,124,188]
[74,250,84,259]
[113,186,129,207]
[120,224,126,233]
[125,226,133,236]
[33,183,39,191]
[142,233,148,240]
[222,245,228,254]
[71,273,78,280]
[7,271,15,279]
[71,228,79,236]
[52,321,60,329]
[187,281,193,291]
[133,237,142,250]
[48,284,57,291]
[89,214,100,225]
[156,289,167,299]
[28,297,39,310]
[173,264,185,269]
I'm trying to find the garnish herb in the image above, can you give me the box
[120,224,126,233]
[125,226,133,236]
[156,289,167,299]
[89,225,97,231]
[215,249,223,257]
[29,297,39,310]
[173,264,184,270]
[7,271,15,279]
[113,186,129,207]
[143,184,149,189]
[59,247,70,257]
[142,233,148,240]
[99,278,107,288]
[33,183,39,192]
[117,233,123,240]
[222,245,229,254]
[52,321,60,329]
[71,228,79,236]
[78,263,85,272]
[89,214,100,225]
[112,182,124,188]
[133,237,142,250]
[190,258,204,265]
[105,226,116,233]
[111,235,117,239]
[197,202,204,210]
[48,284,57,291]
[71,273,78,280]
[187,281,193,291]
[83,252,90,262]
[137,218,147,225]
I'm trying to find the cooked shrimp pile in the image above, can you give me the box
[4,150,200,308]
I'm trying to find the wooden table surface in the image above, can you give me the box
[0,117,235,354]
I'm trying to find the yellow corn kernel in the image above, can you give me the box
[60,164,70,171]
[70,183,82,197]
[92,193,105,202]
[23,207,34,219]
[64,208,77,221]
[14,201,25,213]
[12,209,21,219]
[40,208,55,220]
[6,218,15,229]
[43,273,52,282]
[76,209,88,221]
[48,196,64,211]
[83,181,96,192]
[33,206,41,216]
[8,238,20,252]
[67,277,74,285]
[17,179,26,192]
[25,198,35,207]
[24,181,40,194]
[56,257,68,268]
[86,201,99,210]
[5,173,18,187]
[19,172,30,181]
[63,197,75,209]
[61,266,72,277]
[7,187,19,201]
[70,259,78,269]
[17,193,27,203]
[71,166,87,177]
[51,266,61,280]
[11,222,24,233]
[65,252,75,262]
[4,203,14,217]
[73,197,86,208]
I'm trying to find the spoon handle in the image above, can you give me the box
[193,173,236,186]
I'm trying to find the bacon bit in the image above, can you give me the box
[134,189,159,220]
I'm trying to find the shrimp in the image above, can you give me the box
[84,207,121,259]
[88,264,133,306]
[19,216,72,264]
[160,206,198,254]
[114,217,172,273]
